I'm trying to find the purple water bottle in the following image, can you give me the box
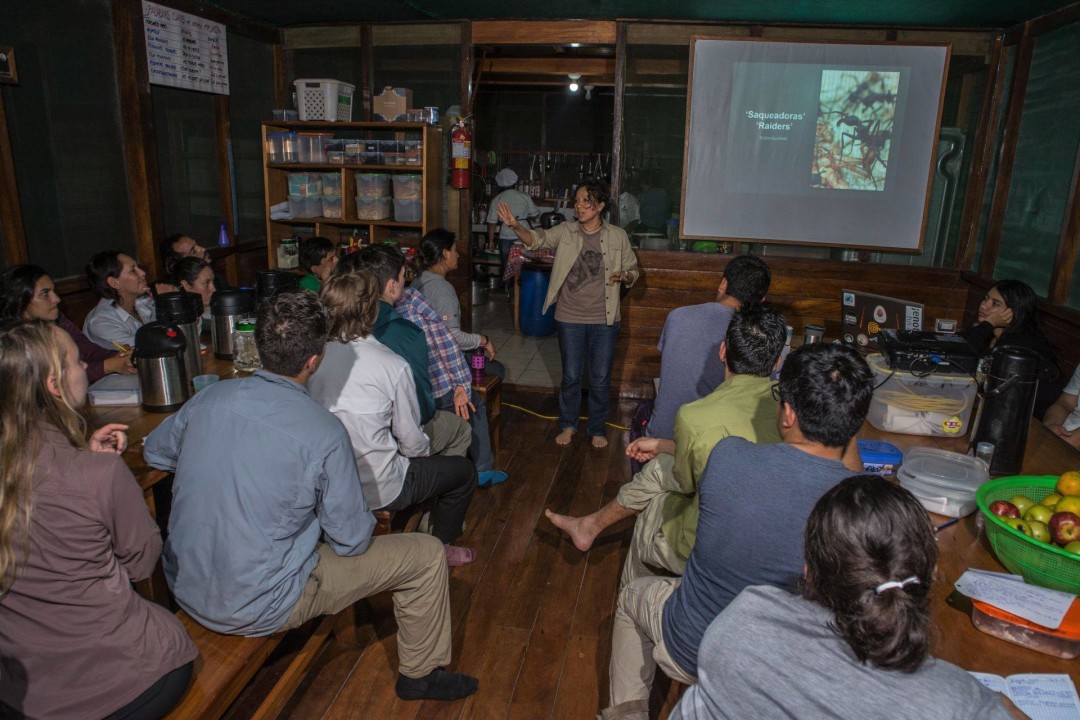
[470,349,486,384]
[217,220,230,248]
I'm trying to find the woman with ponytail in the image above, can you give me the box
[0,320,196,718]
[672,475,1021,719]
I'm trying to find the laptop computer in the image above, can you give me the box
[841,289,925,355]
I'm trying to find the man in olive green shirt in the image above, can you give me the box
[546,304,788,586]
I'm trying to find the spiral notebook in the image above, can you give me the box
[88,374,141,406]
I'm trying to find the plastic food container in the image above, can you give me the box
[322,195,342,218]
[972,597,1080,659]
[403,140,423,166]
[326,141,346,164]
[866,354,978,437]
[266,132,298,163]
[320,173,342,196]
[288,173,322,197]
[857,439,903,475]
[392,174,423,200]
[355,173,391,197]
[288,194,322,219]
[896,446,988,517]
[393,198,422,222]
[297,132,332,163]
[344,140,364,164]
[356,196,392,220]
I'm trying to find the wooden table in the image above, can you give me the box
[858,420,1080,681]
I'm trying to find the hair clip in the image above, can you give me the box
[875,576,920,594]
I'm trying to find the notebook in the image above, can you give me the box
[88,373,141,406]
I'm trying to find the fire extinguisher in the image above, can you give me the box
[450,118,471,189]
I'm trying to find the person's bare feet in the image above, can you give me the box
[555,428,575,446]
[545,509,602,552]
[591,435,608,449]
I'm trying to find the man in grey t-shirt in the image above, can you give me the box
[486,168,539,299]
[602,344,872,720]
[647,254,772,439]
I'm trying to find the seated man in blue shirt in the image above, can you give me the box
[144,291,478,701]
[601,343,873,720]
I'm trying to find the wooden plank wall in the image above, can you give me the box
[614,252,973,397]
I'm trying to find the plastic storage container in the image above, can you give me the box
[865,353,978,437]
[288,173,322,197]
[857,439,904,475]
[266,132,298,163]
[355,173,391,197]
[392,174,423,200]
[393,199,422,222]
[356,196,392,220]
[322,195,342,218]
[297,132,332,163]
[320,173,342,196]
[293,79,355,122]
[519,268,556,337]
[288,194,322,219]
[972,597,1080,659]
[343,140,364,164]
[403,140,423,166]
[896,446,988,517]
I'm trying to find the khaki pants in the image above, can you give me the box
[424,409,471,458]
[281,534,451,679]
[614,454,687,588]
[604,576,696,720]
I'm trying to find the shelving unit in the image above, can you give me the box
[261,121,443,268]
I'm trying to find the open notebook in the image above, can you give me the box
[971,673,1080,720]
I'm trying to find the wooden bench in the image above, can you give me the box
[164,606,357,720]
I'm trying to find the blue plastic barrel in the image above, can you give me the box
[519,268,556,336]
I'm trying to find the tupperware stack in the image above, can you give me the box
[288,173,322,218]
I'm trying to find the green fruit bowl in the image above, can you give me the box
[976,475,1080,595]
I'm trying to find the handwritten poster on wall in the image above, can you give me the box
[143,1,229,95]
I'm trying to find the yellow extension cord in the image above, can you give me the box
[503,402,629,431]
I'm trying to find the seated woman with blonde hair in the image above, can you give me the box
[0,320,196,719]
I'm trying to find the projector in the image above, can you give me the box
[878,329,981,376]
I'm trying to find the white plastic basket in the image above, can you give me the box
[293,79,355,122]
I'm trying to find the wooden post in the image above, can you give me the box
[610,22,627,226]
[0,90,27,266]
[112,0,166,277]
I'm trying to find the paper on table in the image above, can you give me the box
[955,569,1075,629]
[971,673,1080,720]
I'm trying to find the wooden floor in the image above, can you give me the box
[223,389,681,720]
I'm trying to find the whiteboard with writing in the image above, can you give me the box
[143,1,229,95]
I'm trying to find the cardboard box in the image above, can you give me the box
[373,86,413,122]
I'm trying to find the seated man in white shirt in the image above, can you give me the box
[1045,364,1080,449]
[308,269,478,567]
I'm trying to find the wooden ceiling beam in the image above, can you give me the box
[472,20,616,46]
[479,57,615,75]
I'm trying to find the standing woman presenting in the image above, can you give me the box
[0,321,196,718]
[498,180,639,449]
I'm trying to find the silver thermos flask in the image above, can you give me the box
[211,288,255,359]
[153,288,202,387]
[133,322,191,412]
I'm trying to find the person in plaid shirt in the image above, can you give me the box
[396,286,509,489]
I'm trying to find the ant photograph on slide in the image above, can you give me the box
[812,70,899,191]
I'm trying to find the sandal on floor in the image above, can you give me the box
[478,470,509,488]
[445,544,476,567]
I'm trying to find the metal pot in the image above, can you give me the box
[471,281,489,305]
[540,211,565,230]
[133,322,190,412]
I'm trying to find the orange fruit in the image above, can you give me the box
[1058,471,1080,497]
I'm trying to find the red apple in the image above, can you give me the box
[990,500,1021,519]
[1049,511,1080,546]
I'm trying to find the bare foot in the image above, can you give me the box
[555,428,575,446]
[545,509,602,552]
[591,435,608,449]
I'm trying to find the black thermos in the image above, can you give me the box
[971,345,1041,476]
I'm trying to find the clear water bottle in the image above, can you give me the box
[218,220,230,248]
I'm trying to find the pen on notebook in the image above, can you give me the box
[935,518,960,532]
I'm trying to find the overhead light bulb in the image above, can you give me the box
[570,81,579,92]
[585,85,594,100]
[568,73,581,92]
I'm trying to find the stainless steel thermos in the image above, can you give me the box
[133,322,191,412]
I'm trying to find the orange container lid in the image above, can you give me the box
[972,596,1080,639]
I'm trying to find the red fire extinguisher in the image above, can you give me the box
[450,119,471,189]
